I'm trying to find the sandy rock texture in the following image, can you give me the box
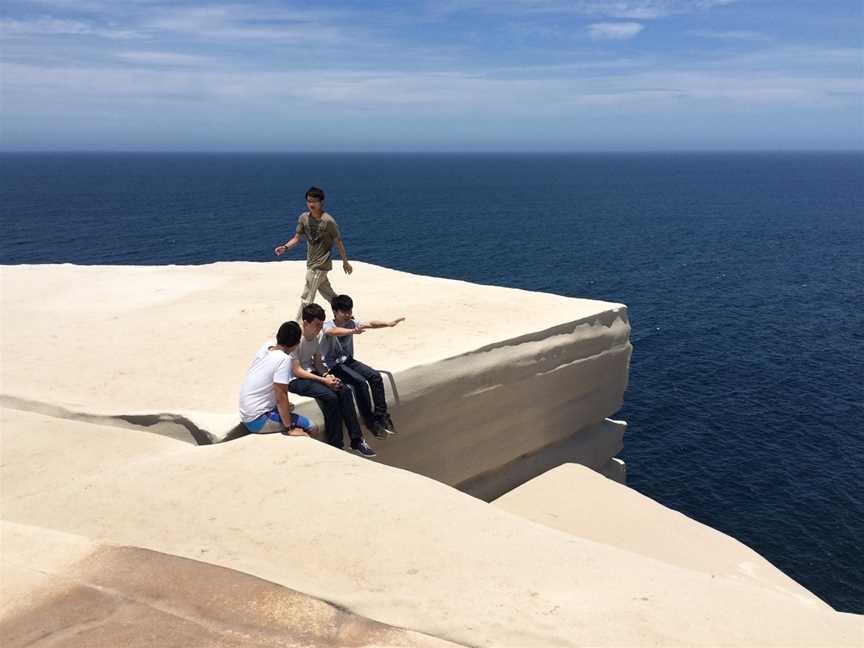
[1,408,861,647]
[0,261,631,496]
[2,262,860,646]
[493,463,816,599]
[1,523,461,648]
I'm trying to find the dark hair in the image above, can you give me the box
[305,186,325,202]
[302,303,326,323]
[331,294,353,313]
[276,321,301,347]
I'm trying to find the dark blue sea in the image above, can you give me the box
[2,152,862,612]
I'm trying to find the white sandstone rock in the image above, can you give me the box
[1,409,861,647]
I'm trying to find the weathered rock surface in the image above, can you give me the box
[2,262,861,646]
[0,261,631,495]
[1,522,462,648]
[1,409,861,647]
[493,463,817,599]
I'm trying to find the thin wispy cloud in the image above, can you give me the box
[23,0,130,10]
[0,16,143,39]
[1,0,861,150]
[5,46,857,108]
[115,51,212,66]
[573,0,737,19]
[690,29,770,40]
[588,22,644,40]
[441,0,737,20]
[143,5,353,42]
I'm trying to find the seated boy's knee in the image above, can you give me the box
[316,389,339,402]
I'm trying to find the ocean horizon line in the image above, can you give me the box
[1,149,862,156]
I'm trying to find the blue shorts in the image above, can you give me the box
[243,409,313,434]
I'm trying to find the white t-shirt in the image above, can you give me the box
[293,332,326,374]
[239,340,292,423]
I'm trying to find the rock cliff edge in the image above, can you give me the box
[1,262,860,647]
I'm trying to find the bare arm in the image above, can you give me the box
[291,356,340,389]
[365,317,406,329]
[335,238,353,274]
[324,326,365,337]
[273,383,307,436]
[274,234,301,256]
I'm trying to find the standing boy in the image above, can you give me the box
[288,303,377,458]
[323,294,404,438]
[239,321,318,437]
[273,186,353,321]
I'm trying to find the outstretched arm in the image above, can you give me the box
[323,326,365,337]
[274,234,301,256]
[334,238,353,275]
[365,317,406,329]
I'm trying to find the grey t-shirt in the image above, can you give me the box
[295,212,341,271]
[292,332,326,376]
[322,318,365,366]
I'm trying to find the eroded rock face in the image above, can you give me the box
[371,310,631,499]
[0,261,632,497]
[493,463,816,599]
[0,261,628,439]
[1,532,460,648]
[2,413,861,648]
[2,263,861,646]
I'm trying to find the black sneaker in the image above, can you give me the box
[351,439,377,458]
[369,421,387,439]
[382,414,396,435]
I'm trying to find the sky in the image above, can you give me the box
[0,0,862,152]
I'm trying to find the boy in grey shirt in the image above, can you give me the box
[288,303,376,458]
[273,186,353,321]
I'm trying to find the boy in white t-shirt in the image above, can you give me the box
[239,321,318,436]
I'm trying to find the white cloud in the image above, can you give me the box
[4,48,859,115]
[0,16,142,39]
[690,29,770,41]
[441,0,737,20]
[2,4,361,44]
[575,0,737,20]
[142,5,354,42]
[0,17,88,35]
[588,22,644,40]
[115,51,211,66]
[22,0,122,10]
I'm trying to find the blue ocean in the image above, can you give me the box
[2,152,862,612]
